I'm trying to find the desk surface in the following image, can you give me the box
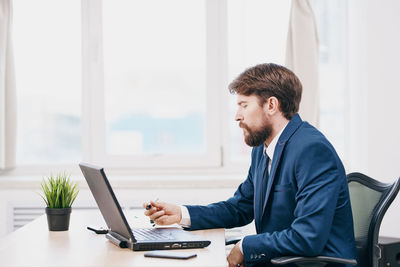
[0,209,227,267]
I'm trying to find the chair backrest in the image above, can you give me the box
[347,172,400,267]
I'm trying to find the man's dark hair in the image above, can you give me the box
[228,63,302,120]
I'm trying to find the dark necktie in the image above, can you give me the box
[260,154,270,206]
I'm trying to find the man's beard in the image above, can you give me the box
[239,119,272,147]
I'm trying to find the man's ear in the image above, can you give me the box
[264,97,280,115]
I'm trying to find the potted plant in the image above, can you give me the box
[40,172,79,231]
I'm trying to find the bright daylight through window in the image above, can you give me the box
[102,1,207,156]
[13,0,347,169]
[14,0,81,164]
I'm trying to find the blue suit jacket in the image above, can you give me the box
[185,114,358,266]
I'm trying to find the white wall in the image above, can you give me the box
[366,1,400,180]
[348,0,400,237]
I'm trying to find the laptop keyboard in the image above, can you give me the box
[132,228,174,240]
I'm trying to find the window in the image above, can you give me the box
[83,0,221,168]
[14,0,81,164]
[310,0,348,163]
[226,0,291,164]
[13,0,348,171]
[103,0,206,158]
[102,1,207,156]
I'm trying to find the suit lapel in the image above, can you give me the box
[260,114,304,217]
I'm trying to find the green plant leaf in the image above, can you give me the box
[40,172,79,208]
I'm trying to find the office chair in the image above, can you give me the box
[225,173,400,267]
[270,172,400,267]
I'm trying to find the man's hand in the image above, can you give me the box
[142,201,182,225]
[227,241,245,267]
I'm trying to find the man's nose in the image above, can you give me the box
[235,111,242,121]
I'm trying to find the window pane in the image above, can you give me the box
[103,0,206,155]
[311,0,347,161]
[227,0,291,162]
[14,0,82,164]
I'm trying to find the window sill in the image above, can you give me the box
[0,172,246,190]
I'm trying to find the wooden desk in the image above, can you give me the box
[0,210,227,267]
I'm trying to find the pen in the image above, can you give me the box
[146,198,159,227]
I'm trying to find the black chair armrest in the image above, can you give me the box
[225,236,242,245]
[271,256,357,266]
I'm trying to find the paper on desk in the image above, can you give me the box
[125,210,182,229]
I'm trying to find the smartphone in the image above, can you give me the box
[144,250,197,260]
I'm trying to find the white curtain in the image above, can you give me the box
[0,0,17,170]
[285,0,319,127]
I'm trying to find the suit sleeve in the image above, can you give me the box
[184,150,257,230]
[242,142,344,264]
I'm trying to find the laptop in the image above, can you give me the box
[79,162,211,251]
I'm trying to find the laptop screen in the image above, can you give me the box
[79,162,134,241]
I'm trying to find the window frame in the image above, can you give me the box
[81,0,227,169]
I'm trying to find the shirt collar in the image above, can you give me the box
[263,123,288,160]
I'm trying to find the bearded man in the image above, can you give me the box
[144,63,358,267]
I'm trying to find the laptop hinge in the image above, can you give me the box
[106,231,133,249]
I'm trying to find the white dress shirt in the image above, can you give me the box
[179,122,288,254]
